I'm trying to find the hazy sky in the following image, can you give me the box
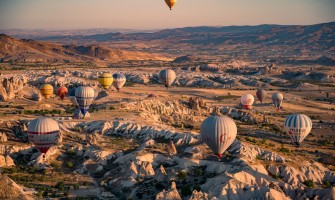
[0,0,334,30]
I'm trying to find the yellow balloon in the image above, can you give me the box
[165,0,177,10]
[40,84,54,99]
[98,73,113,90]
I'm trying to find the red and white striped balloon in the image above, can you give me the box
[27,118,60,154]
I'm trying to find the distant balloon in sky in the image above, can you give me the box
[159,69,176,89]
[112,73,126,91]
[256,89,267,104]
[98,73,113,90]
[56,86,68,100]
[200,115,237,159]
[284,114,312,146]
[75,86,95,116]
[165,0,177,10]
[241,94,254,109]
[272,92,284,111]
[27,118,59,154]
[40,84,54,99]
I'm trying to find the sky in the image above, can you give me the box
[0,0,334,30]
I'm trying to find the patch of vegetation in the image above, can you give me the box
[279,148,290,153]
[256,155,262,160]
[177,170,188,180]
[55,181,65,191]
[66,161,74,168]
[304,180,314,188]
[245,137,257,144]
[271,174,280,180]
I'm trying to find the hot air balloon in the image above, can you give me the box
[112,73,126,91]
[165,0,177,10]
[256,89,267,104]
[284,114,312,146]
[98,73,113,90]
[200,115,237,159]
[272,92,283,111]
[241,94,254,109]
[27,118,59,154]
[159,69,176,89]
[40,84,54,99]
[75,86,95,116]
[56,86,68,100]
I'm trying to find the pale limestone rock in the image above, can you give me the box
[167,140,177,156]
[155,181,182,200]
[138,161,155,177]
[0,174,34,200]
[155,165,167,182]
[189,190,209,200]
[0,133,7,142]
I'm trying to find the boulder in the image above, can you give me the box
[167,140,177,156]
[0,133,7,142]
[155,181,182,200]
[0,174,34,200]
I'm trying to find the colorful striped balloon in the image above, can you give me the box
[284,114,312,146]
[40,84,54,99]
[75,86,95,116]
[27,118,60,154]
[56,86,68,100]
[98,73,113,90]
[200,115,237,159]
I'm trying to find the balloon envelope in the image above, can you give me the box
[159,69,176,88]
[200,116,237,158]
[256,89,267,104]
[27,118,59,154]
[56,86,68,100]
[241,94,254,109]
[98,73,113,90]
[284,114,312,145]
[75,86,95,116]
[272,93,283,111]
[40,84,54,99]
[112,73,126,91]
[165,0,177,10]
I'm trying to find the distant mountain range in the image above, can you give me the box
[0,22,334,64]
[0,34,169,64]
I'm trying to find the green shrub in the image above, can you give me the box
[324,181,331,188]
[55,181,65,191]
[66,161,74,168]
[304,180,314,188]
[177,170,188,180]
[279,148,290,153]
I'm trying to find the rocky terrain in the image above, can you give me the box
[0,34,169,65]
[0,22,334,200]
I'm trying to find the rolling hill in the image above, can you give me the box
[0,34,170,64]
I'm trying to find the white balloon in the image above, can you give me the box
[200,115,237,158]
